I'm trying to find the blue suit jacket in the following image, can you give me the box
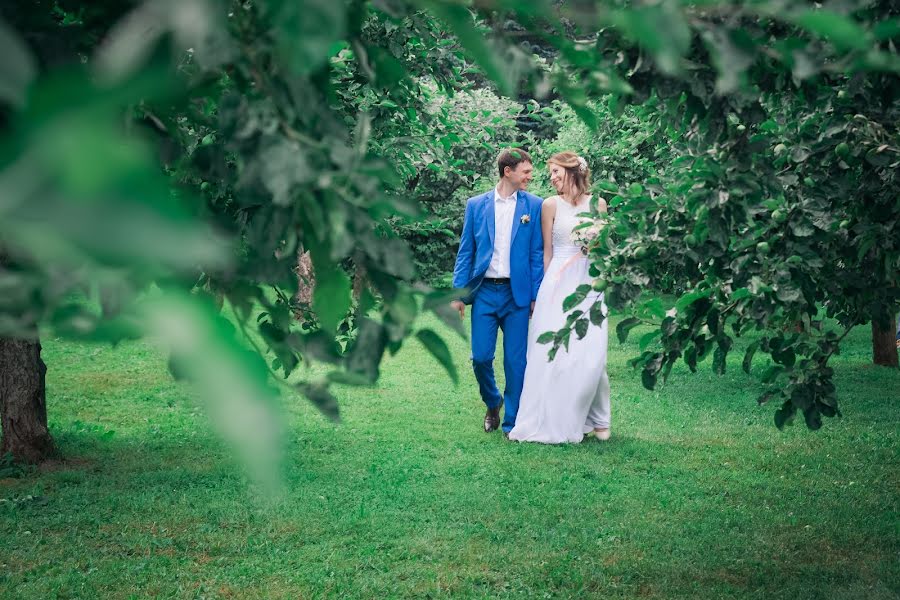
[452,190,544,308]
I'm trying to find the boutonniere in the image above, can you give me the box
[520,214,531,225]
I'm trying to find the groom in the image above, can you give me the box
[451,148,544,435]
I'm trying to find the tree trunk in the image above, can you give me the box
[295,249,314,306]
[872,315,899,368]
[0,337,54,463]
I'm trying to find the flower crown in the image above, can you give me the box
[576,156,588,174]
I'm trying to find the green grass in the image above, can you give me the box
[1,314,898,599]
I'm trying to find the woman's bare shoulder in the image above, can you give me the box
[542,196,558,217]
[595,195,608,212]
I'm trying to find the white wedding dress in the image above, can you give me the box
[508,196,611,444]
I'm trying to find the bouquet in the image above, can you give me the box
[572,215,606,255]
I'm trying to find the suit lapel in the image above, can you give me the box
[485,191,496,247]
[510,191,527,245]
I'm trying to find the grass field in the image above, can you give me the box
[1,313,898,599]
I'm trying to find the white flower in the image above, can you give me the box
[577,156,588,173]
[572,217,604,253]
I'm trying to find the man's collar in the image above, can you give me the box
[494,185,518,203]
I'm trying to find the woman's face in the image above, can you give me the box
[549,163,567,193]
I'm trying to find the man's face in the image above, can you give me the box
[505,161,534,190]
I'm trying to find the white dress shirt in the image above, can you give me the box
[485,186,517,278]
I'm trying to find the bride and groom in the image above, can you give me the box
[450,148,611,444]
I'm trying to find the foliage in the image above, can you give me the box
[394,85,532,286]
[1,0,899,459]
[0,0,493,463]
[526,0,900,429]
[531,99,673,195]
[530,98,688,292]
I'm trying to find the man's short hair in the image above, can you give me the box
[497,148,532,178]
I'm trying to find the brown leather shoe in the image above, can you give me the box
[484,405,500,432]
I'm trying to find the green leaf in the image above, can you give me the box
[873,18,900,41]
[276,0,347,74]
[374,238,416,280]
[369,45,407,88]
[0,18,36,107]
[865,147,892,167]
[641,368,657,390]
[298,382,340,422]
[560,327,572,352]
[803,406,823,430]
[684,344,698,373]
[145,293,283,489]
[712,345,727,375]
[641,297,667,319]
[616,317,641,344]
[536,331,556,345]
[661,316,677,337]
[613,5,691,75]
[791,146,811,163]
[772,347,796,368]
[432,5,512,95]
[416,329,458,384]
[96,0,227,80]
[675,290,711,312]
[597,181,619,193]
[639,330,661,351]
[563,285,591,311]
[327,370,375,387]
[565,309,584,326]
[792,10,869,51]
[742,341,759,374]
[424,290,466,339]
[259,138,314,206]
[589,301,606,326]
[775,283,801,302]
[761,365,784,384]
[547,344,559,362]
[702,26,755,94]
[570,99,599,130]
[344,317,386,383]
[731,287,751,301]
[574,317,589,340]
[774,401,796,430]
[313,266,352,334]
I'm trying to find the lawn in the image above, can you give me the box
[1,313,898,599]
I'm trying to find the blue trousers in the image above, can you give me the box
[470,281,530,433]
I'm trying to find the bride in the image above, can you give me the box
[508,152,611,444]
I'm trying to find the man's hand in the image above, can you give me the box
[451,300,466,319]
[530,301,535,317]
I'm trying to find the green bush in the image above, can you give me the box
[394,84,533,286]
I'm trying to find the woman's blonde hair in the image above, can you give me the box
[548,151,591,198]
